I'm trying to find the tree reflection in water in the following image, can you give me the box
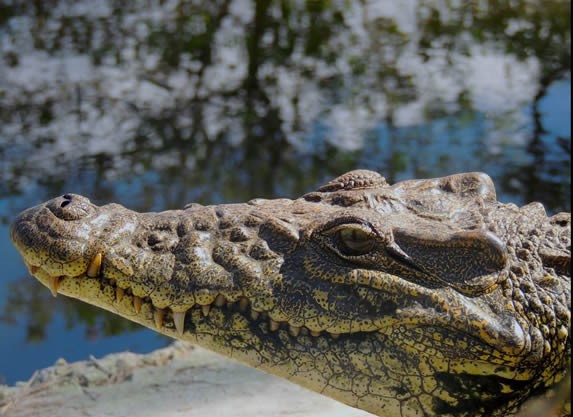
[0,0,569,366]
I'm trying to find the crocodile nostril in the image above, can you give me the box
[47,194,95,220]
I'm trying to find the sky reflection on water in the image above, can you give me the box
[0,0,570,384]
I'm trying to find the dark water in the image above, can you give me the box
[0,0,570,384]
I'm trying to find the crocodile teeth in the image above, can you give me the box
[86,252,102,278]
[49,276,60,297]
[153,308,165,329]
[133,296,143,314]
[310,330,321,337]
[289,325,301,337]
[173,311,186,336]
[330,333,340,339]
[251,310,260,320]
[116,287,125,302]
[238,297,249,312]
[214,294,226,307]
[270,320,280,331]
[201,304,211,317]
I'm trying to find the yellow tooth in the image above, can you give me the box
[201,305,211,316]
[330,333,340,339]
[270,320,280,331]
[310,330,321,337]
[289,325,301,337]
[214,295,226,307]
[153,308,165,329]
[86,252,103,278]
[49,276,60,297]
[133,296,143,314]
[251,310,260,320]
[116,287,125,302]
[173,311,186,336]
[238,297,249,312]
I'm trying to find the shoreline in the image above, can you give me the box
[0,341,374,417]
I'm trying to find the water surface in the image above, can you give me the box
[0,0,570,384]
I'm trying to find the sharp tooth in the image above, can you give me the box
[173,311,186,336]
[133,296,143,313]
[270,320,280,331]
[86,253,103,277]
[251,310,260,320]
[49,276,60,297]
[300,327,309,336]
[214,294,226,307]
[153,308,165,329]
[238,297,249,312]
[116,287,125,302]
[201,304,211,316]
[330,333,340,339]
[310,330,321,337]
[289,325,301,337]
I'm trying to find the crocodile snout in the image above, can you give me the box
[10,194,104,296]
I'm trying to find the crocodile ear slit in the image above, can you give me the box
[392,227,508,293]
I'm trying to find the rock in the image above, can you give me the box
[0,342,374,417]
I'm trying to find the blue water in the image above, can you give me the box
[541,80,572,138]
[0,75,569,385]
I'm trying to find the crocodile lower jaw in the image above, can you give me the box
[24,256,378,342]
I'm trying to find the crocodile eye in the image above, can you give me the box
[337,227,376,255]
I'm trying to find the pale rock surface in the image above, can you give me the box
[0,342,374,417]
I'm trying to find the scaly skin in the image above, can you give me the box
[9,171,571,417]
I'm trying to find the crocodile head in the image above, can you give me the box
[10,170,571,417]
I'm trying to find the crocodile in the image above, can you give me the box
[9,170,571,417]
